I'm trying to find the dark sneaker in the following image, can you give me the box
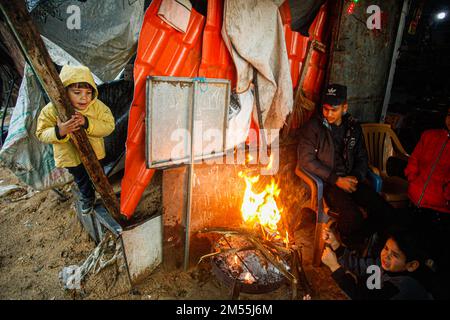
[80,197,95,214]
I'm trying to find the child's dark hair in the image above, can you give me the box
[387,226,436,293]
[67,82,94,91]
[387,227,434,270]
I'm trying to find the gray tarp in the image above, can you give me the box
[30,0,144,82]
[0,64,72,190]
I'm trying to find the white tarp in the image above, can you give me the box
[222,0,293,144]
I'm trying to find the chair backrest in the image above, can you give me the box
[361,123,409,176]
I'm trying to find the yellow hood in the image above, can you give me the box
[59,65,98,100]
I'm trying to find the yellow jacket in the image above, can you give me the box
[36,65,115,168]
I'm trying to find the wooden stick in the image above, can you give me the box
[252,68,269,154]
[0,1,124,222]
[0,19,25,77]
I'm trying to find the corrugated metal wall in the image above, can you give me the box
[329,0,403,122]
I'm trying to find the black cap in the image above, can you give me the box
[322,84,347,107]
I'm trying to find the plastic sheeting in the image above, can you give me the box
[0,65,72,190]
[99,79,133,176]
[226,90,254,150]
[0,0,143,190]
[29,0,145,82]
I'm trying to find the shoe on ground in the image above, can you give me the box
[79,197,95,214]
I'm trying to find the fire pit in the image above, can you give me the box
[198,166,312,298]
[211,233,290,294]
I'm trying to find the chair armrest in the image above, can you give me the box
[295,163,324,216]
[390,132,410,159]
[368,164,380,176]
[392,153,409,162]
[367,168,382,193]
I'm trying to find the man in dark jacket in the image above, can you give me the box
[297,84,393,250]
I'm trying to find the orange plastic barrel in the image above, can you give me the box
[305,4,328,102]
[198,0,236,87]
[279,1,328,92]
[121,0,205,218]
[279,1,309,88]
[309,4,328,43]
[279,1,329,128]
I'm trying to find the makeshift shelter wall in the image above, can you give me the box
[120,0,206,218]
[329,0,403,122]
[121,0,332,218]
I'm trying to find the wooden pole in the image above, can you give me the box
[0,1,125,222]
[0,19,25,77]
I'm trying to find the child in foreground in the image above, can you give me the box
[36,65,115,213]
[321,225,434,300]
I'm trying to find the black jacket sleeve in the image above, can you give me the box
[297,119,336,183]
[349,124,368,182]
[331,267,399,300]
[332,246,400,300]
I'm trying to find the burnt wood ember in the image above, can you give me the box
[211,234,290,294]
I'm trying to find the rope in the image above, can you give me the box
[59,231,124,291]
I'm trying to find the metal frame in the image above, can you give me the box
[145,76,231,270]
[91,204,164,288]
[145,76,231,169]
[380,0,411,122]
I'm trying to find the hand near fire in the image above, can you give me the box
[321,247,340,272]
[323,226,340,251]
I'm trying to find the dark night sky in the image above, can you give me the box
[388,0,449,151]
[391,0,450,106]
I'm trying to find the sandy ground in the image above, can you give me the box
[0,166,347,300]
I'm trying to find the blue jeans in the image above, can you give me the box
[67,163,96,202]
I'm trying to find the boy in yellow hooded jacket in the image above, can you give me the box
[36,65,115,213]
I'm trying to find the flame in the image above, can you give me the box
[238,171,287,243]
[284,231,289,248]
[243,272,255,284]
[267,154,273,170]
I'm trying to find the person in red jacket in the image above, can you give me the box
[405,108,450,214]
[403,107,450,299]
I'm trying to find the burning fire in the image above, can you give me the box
[238,168,288,245]
[242,272,255,284]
